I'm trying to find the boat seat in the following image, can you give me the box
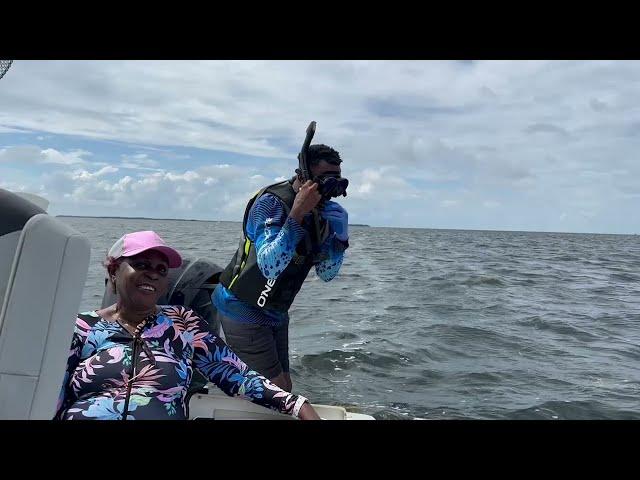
[0,189,90,419]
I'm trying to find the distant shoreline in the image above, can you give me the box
[56,215,371,227]
[57,215,230,223]
[55,216,635,235]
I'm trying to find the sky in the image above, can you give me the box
[0,60,638,234]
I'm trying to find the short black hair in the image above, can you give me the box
[307,144,342,166]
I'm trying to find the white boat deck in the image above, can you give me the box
[189,386,374,420]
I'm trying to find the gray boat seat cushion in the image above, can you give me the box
[0,214,90,419]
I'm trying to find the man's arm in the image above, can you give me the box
[248,181,323,280]
[248,194,306,280]
[316,200,349,282]
[315,235,347,281]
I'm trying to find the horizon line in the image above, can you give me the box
[54,215,637,236]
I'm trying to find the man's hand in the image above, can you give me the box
[290,180,322,225]
[320,201,349,242]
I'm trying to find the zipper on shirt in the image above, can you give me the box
[117,312,157,421]
[121,336,139,421]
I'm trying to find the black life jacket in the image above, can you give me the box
[218,180,329,312]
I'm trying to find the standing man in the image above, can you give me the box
[213,123,349,391]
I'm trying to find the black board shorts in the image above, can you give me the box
[218,312,290,379]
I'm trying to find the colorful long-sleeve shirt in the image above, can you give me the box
[54,305,308,420]
[214,193,347,326]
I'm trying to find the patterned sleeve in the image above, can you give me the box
[186,308,308,416]
[53,317,91,420]
[247,194,306,280]
[315,234,347,282]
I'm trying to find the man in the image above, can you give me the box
[213,144,349,391]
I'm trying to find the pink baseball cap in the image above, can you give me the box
[107,231,182,268]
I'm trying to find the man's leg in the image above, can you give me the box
[282,372,292,392]
[274,320,292,391]
[269,372,289,391]
[218,312,285,386]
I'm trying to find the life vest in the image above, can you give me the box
[218,180,329,312]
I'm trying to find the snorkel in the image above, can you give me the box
[296,121,349,204]
[296,121,349,253]
[296,121,322,252]
[296,121,316,186]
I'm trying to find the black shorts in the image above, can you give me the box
[218,312,289,379]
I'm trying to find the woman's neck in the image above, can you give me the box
[114,301,157,326]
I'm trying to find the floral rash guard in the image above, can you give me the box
[55,305,308,420]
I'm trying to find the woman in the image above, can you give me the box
[55,230,321,420]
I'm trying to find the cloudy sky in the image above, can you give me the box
[0,60,638,233]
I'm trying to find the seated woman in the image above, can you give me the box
[54,230,320,420]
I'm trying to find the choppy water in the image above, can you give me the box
[59,217,640,419]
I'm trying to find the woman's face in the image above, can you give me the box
[113,250,170,310]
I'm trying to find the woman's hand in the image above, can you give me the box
[297,401,322,420]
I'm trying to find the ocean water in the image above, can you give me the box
[59,216,640,419]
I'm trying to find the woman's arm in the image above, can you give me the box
[186,308,319,418]
[53,317,91,419]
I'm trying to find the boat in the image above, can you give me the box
[0,188,374,420]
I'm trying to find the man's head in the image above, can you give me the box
[310,144,348,200]
[295,144,348,200]
[307,144,342,177]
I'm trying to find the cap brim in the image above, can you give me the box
[121,245,183,268]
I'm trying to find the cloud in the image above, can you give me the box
[119,153,160,169]
[524,123,570,137]
[0,61,567,160]
[35,161,272,221]
[0,145,43,163]
[42,148,92,165]
[0,180,27,192]
[72,165,119,179]
[2,60,640,232]
[0,145,91,165]
[349,167,421,200]
[0,126,26,133]
[589,98,608,112]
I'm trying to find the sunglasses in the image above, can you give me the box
[126,259,169,277]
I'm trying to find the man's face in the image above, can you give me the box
[308,159,348,200]
[310,159,342,178]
